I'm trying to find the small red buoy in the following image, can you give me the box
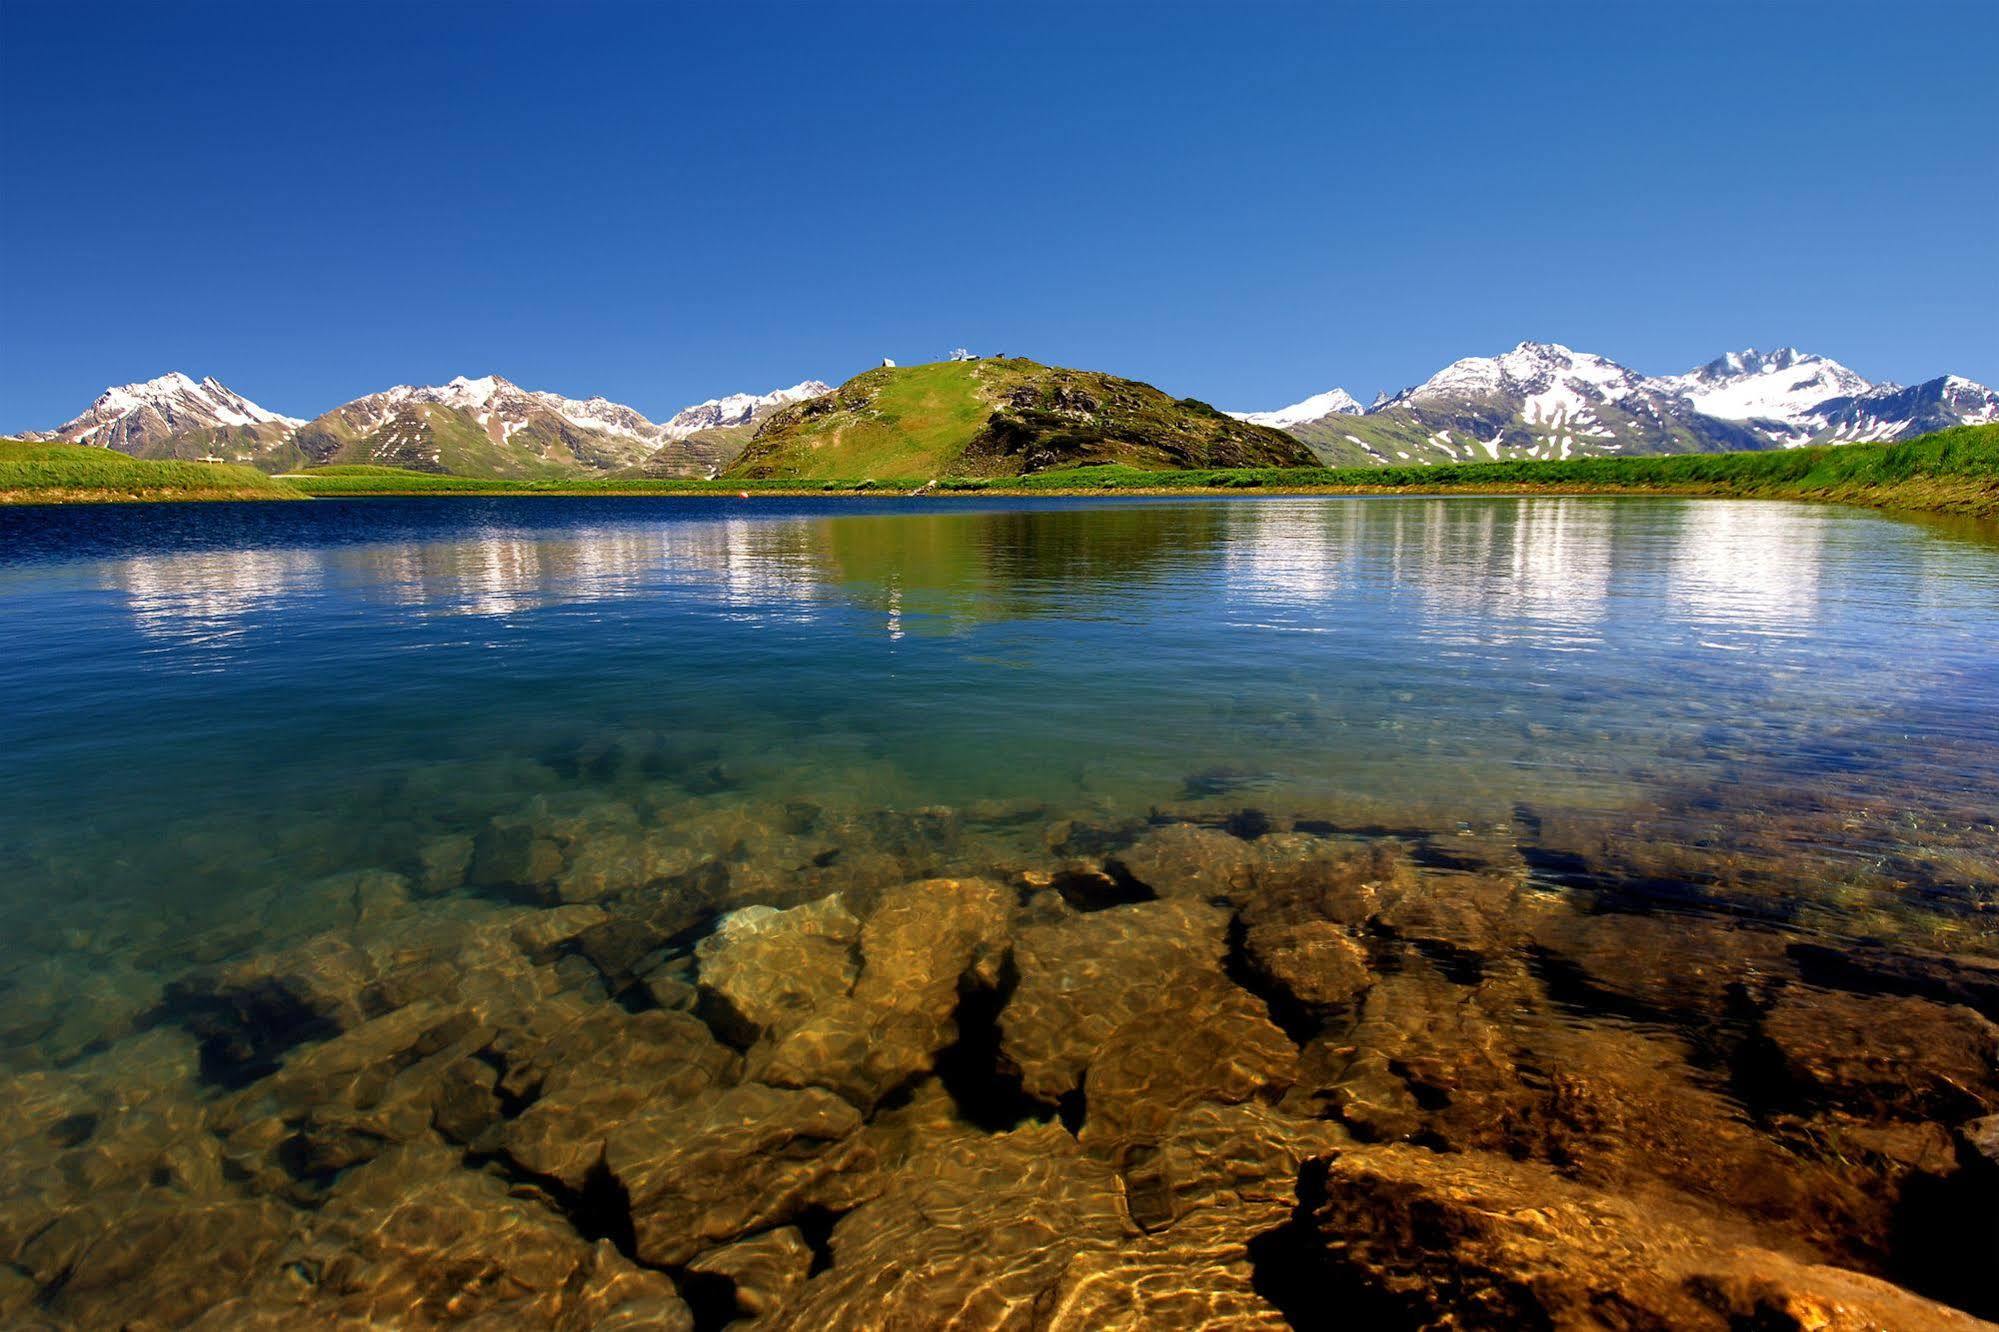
[738,491,749,499]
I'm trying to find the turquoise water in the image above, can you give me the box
[4,495,1996,958]
[2,494,1997,1325]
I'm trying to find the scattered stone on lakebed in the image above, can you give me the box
[1,787,1994,1330]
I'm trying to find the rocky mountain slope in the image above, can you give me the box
[1253,343,1998,465]
[19,372,305,466]
[290,376,664,477]
[19,374,834,479]
[1800,375,1999,445]
[727,358,1317,480]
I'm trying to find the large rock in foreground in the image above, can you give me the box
[1263,1144,1990,1331]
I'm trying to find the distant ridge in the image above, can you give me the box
[1252,342,1997,466]
[17,343,1996,478]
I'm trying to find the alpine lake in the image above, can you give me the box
[2,493,1996,1329]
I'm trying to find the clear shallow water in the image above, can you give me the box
[3,494,1998,1326]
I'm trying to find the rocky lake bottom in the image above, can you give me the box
[1,495,1996,1328]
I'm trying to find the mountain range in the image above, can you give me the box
[1231,343,1997,466]
[19,373,832,479]
[17,343,1996,478]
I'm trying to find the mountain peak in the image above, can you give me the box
[46,373,304,443]
[1659,348,1872,425]
[660,379,833,438]
[1228,387,1363,428]
[1398,342,1642,408]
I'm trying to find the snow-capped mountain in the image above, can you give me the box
[1227,388,1362,429]
[14,369,835,478]
[1654,348,1874,429]
[289,375,834,477]
[1273,342,1762,466]
[293,375,672,476]
[1801,375,1999,444]
[1248,342,1997,465]
[315,375,666,446]
[1390,341,1653,417]
[23,372,304,457]
[660,381,832,439]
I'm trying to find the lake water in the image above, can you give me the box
[2,494,1996,1327]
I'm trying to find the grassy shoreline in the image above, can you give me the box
[0,440,304,505]
[7,426,1997,520]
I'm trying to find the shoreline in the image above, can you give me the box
[7,424,1996,521]
[8,479,1995,524]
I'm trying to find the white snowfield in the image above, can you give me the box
[59,371,305,438]
[1227,387,1363,428]
[659,380,833,439]
[1651,349,1873,424]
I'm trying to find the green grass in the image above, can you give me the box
[283,465,860,497]
[726,358,1313,480]
[0,439,305,503]
[726,360,1016,480]
[286,424,1999,519]
[925,423,1999,517]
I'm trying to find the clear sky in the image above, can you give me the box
[3,0,1995,427]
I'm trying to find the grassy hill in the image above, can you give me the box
[726,358,1317,480]
[0,438,304,503]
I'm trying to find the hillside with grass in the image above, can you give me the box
[0,438,304,503]
[725,358,1317,480]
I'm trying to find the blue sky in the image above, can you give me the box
[3,1,1995,427]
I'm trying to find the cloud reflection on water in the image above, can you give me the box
[96,498,1841,664]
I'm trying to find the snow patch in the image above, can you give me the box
[1228,387,1364,427]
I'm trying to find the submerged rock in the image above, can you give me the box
[1241,916,1372,1018]
[191,1143,693,1329]
[607,1082,878,1267]
[10,787,1998,1329]
[501,1008,742,1188]
[1108,823,1258,902]
[1077,974,1297,1152]
[751,878,1013,1107]
[695,894,862,1045]
[773,1104,1347,1329]
[1261,1144,1987,1331]
[1001,897,1233,1102]
[685,1226,816,1320]
[1754,989,1999,1123]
